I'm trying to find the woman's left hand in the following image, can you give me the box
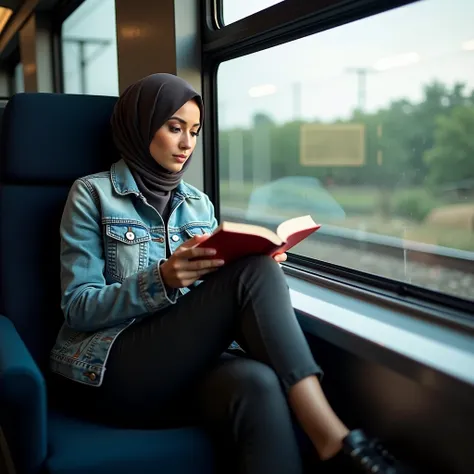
[273,252,287,264]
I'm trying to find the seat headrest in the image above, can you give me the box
[0,93,120,183]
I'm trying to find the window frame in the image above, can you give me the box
[51,0,88,93]
[200,0,474,318]
[12,61,24,95]
[203,0,417,57]
[6,48,21,96]
[51,0,119,95]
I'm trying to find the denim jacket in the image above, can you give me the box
[49,159,221,387]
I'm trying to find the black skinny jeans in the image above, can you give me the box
[53,255,323,474]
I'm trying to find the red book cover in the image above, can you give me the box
[195,215,321,264]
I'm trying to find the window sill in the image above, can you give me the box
[286,274,474,403]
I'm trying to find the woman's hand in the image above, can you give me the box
[273,252,287,264]
[160,234,224,289]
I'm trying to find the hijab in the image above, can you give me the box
[110,73,203,219]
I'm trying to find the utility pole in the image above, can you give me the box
[63,37,111,94]
[292,82,301,120]
[346,67,375,112]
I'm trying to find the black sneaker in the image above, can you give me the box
[341,429,406,473]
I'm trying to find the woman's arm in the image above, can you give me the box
[184,194,220,289]
[60,179,178,332]
[206,194,219,232]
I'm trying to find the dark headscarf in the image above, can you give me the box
[110,73,203,219]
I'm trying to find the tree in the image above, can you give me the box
[218,81,474,197]
[424,105,474,187]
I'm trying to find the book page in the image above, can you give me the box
[276,215,318,242]
[220,221,282,246]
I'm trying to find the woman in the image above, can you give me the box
[50,73,404,474]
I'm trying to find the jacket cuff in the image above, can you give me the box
[156,259,179,304]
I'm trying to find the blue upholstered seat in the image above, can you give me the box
[46,411,216,474]
[0,93,218,474]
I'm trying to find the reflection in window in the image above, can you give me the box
[217,0,474,302]
[14,63,24,93]
[222,0,283,25]
[62,0,118,96]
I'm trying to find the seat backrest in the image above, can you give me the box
[0,93,119,371]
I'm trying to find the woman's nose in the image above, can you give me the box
[180,136,192,149]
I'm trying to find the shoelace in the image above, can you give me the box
[349,444,397,474]
[370,438,396,465]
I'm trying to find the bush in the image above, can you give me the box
[392,189,438,221]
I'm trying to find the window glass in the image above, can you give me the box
[14,63,24,93]
[217,0,474,302]
[62,0,118,95]
[222,0,284,25]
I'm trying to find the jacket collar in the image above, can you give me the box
[110,159,201,199]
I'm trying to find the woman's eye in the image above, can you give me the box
[170,126,181,133]
[191,132,200,137]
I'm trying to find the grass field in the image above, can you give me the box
[221,181,380,209]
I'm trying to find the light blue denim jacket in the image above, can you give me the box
[49,159,221,387]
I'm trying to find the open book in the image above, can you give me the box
[195,215,321,264]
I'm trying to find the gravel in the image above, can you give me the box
[294,239,474,301]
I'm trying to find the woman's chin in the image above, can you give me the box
[153,159,185,173]
[168,162,185,173]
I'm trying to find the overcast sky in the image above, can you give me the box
[61,0,474,128]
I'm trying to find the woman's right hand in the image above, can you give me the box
[160,234,225,289]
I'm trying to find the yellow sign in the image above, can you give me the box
[300,123,366,166]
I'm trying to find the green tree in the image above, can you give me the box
[424,105,474,187]
[218,81,474,202]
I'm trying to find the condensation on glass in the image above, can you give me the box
[217,0,474,302]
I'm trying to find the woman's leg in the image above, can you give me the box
[49,354,303,474]
[194,353,303,474]
[94,255,321,418]
[84,255,401,473]
[199,255,350,460]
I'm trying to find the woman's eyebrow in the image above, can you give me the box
[169,116,200,127]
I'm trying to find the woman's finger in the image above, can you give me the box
[273,252,288,263]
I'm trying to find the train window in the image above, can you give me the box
[14,63,24,93]
[221,0,284,25]
[217,0,474,302]
[61,0,118,96]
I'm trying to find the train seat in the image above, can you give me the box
[0,93,218,474]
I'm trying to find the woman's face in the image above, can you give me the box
[149,100,201,172]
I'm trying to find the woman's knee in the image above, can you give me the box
[229,360,293,431]
[246,254,278,269]
[233,359,282,400]
[233,254,281,279]
[207,255,281,290]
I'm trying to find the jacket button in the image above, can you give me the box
[125,231,135,241]
[171,235,180,242]
[84,371,97,381]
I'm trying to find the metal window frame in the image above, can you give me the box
[50,0,87,93]
[200,0,474,318]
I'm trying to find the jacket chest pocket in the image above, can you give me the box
[104,222,151,281]
[180,224,213,245]
[183,224,213,239]
[167,223,213,253]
